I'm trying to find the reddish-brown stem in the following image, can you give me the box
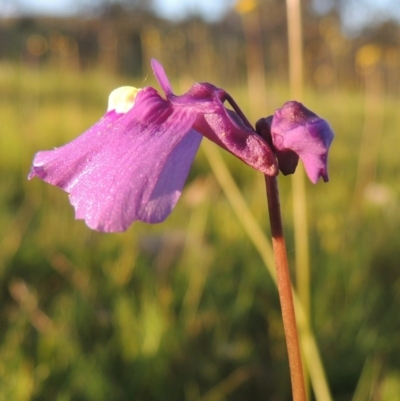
[265,174,306,401]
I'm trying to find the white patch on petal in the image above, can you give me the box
[107,86,141,113]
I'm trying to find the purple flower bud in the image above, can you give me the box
[259,101,334,184]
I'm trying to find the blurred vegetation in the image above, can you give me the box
[1,1,400,400]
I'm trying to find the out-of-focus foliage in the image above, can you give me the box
[1,2,400,400]
[1,1,400,95]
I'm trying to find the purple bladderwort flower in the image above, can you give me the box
[29,60,277,232]
[256,101,334,184]
[29,60,333,232]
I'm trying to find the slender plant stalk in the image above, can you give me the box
[239,1,268,119]
[351,64,383,217]
[285,0,310,396]
[265,175,306,401]
[202,141,332,401]
[286,0,303,99]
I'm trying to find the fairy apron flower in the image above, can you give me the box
[29,60,333,232]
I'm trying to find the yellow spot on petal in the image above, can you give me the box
[107,86,141,113]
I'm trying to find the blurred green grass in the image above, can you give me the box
[1,63,400,401]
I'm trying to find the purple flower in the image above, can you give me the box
[256,101,334,184]
[29,61,334,232]
[29,60,277,232]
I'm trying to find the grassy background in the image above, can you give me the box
[1,61,400,401]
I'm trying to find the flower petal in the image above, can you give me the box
[151,59,173,96]
[270,101,334,183]
[165,80,278,176]
[202,108,278,176]
[29,87,201,232]
[150,60,278,176]
[255,116,299,176]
